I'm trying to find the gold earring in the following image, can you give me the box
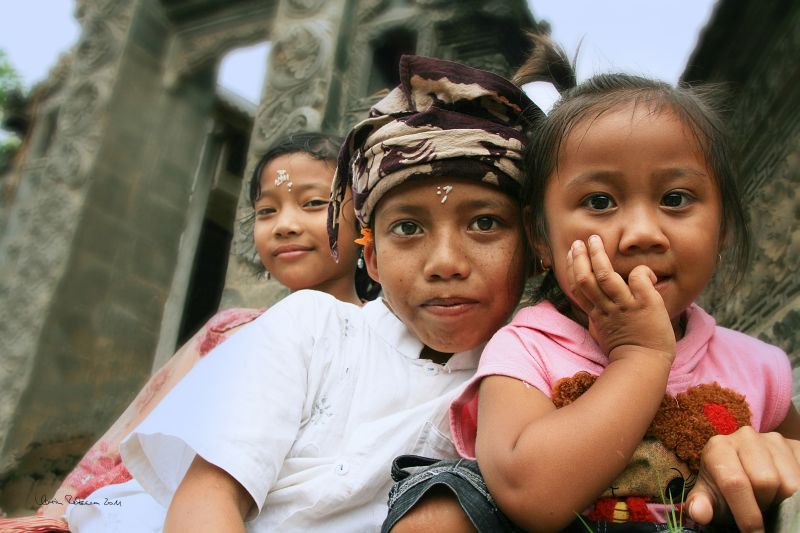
[538,258,550,272]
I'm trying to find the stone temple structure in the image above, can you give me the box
[0,0,536,511]
[1,0,799,523]
[684,0,800,388]
[683,1,800,525]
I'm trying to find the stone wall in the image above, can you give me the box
[685,0,800,395]
[0,0,264,510]
[684,4,800,524]
[0,0,143,498]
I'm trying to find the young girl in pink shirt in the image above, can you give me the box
[386,67,800,532]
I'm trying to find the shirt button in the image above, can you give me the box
[424,362,439,376]
[334,462,349,476]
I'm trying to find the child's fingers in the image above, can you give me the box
[584,235,632,307]
[566,240,598,314]
[569,238,628,312]
[713,429,800,511]
[626,265,659,301]
[746,432,800,503]
[685,477,722,526]
[735,430,780,511]
[773,436,800,497]
[689,456,764,532]
[688,430,800,532]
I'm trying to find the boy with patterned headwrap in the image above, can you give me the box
[67,54,549,532]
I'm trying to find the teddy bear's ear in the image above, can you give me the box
[647,383,753,472]
[552,371,598,408]
[696,384,752,433]
[703,402,743,435]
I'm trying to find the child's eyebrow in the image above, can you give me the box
[379,204,427,218]
[288,181,331,194]
[651,167,709,181]
[562,171,623,189]
[257,180,330,199]
[382,197,515,217]
[564,167,709,190]
[458,198,516,211]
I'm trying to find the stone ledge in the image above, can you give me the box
[775,490,800,532]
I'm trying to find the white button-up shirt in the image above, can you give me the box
[116,290,480,532]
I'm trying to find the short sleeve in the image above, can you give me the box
[450,325,550,458]
[121,291,329,516]
[761,343,794,431]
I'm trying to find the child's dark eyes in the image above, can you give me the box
[389,221,422,236]
[469,216,499,232]
[582,194,615,211]
[303,199,329,209]
[256,207,276,217]
[661,191,692,208]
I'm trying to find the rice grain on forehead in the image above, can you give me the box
[328,54,543,259]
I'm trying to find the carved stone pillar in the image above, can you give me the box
[0,0,138,477]
[0,0,224,509]
[221,0,349,309]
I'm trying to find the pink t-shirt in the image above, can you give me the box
[451,301,792,460]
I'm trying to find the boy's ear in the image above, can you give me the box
[363,240,380,283]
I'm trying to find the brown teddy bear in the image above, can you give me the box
[552,372,752,523]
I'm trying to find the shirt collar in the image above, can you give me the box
[515,301,715,372]
[363,298,425,359]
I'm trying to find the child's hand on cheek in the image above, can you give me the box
[567,235,675,364]
[686,426,800,533]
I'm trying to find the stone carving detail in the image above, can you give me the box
[231,3,335,270]
[729,9,800,192]
[0,0,135,472]
[248,20,331,151]
[357,0,390,23]
[459,53,511,76]
[703,137,800,331]
[287,0,327,16]
[271,25,326,87]
[475,2,521,18]
[58,82,101,132]
[74,20,115,71]
[165,16,273,88]
[761,309,800,367]
[698,6,800,369]
[701,8,800,341]
[344,2,525,132]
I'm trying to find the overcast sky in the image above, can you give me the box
[1,0,716,110]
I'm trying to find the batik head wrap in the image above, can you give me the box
[328,54,543,258]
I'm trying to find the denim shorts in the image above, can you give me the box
[381,455,710,533]
[381,455,523,533]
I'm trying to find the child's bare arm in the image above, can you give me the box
[476,236,676,531]
[165,455,253,533]
[686,406,800,532]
